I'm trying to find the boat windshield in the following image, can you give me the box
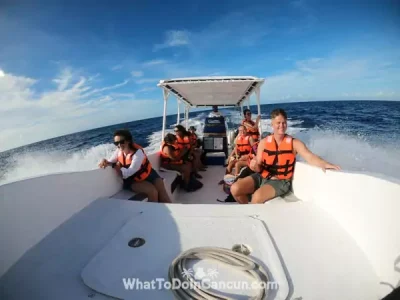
[221,106,243,133]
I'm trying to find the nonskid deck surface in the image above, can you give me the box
[175,165,302,204]
[176,165,229,204]
[0,198,379,300]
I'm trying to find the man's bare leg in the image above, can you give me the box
[230,176,255,204]
[251,184,276,204]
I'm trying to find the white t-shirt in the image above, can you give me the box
[208,111,223,118]
[108,149,146,179]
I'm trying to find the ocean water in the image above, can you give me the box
[0,100,399,185]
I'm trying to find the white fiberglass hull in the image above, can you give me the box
[0,151,399,299]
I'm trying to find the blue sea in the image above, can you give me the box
[1,100,399,185]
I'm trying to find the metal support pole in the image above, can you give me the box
[185,106,189,130]
[256,87,262,137]
[161,89,169,148]
[177,100,180,125]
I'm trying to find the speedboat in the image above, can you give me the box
[1,76,399,300]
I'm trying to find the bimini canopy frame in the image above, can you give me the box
[157,76,265,144]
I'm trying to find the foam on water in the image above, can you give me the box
[0,144,115,185]
[1,112,399,185]
[259,118,306,136]
[296,128,400,181]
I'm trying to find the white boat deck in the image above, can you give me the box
[0,196,379,300]
[176,165,228,204]
[173,165,303,204]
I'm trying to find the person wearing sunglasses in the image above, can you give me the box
[242,109,261,141]
[98,129,171,203]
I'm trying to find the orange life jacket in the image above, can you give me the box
[117,143,152,182]
[160,142,183,165]
[176,135,191,150]
[236,135,252,155]
[242,119,260,141]
[260,134,296,180]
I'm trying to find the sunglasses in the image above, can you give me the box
[114,140,126,146]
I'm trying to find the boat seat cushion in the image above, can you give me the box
[158,168,182,194]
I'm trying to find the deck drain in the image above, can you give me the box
[128,237,146,248]
[232,244,251,256]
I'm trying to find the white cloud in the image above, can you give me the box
[142,59,168,67]
[158,4,316,54]
[135,78,160,84]
[153,30,190,51]
[138,87,157,93]
[0,68,161,152]
[0,71,37,111]
[131,70,143,77]
[52,68,73,91]
[111,64,122,71]
[262,53,400,102]
[81,79,129,98]
[183,10,274,53]
[109,92,135,98]
[0,69,5,77]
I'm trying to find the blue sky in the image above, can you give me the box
[0,0,399,151]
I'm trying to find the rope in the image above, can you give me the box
[168,247,270,300]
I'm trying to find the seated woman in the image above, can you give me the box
[242,109,261,142]
[226,126,254,174]
[188,126,199,148]
[174,125,206,173]
[188,125,207,168]
[230,108,341,204]
[98,129,171,203]
[160,133,202,192]
[234,141,259,176]
[217,142,260,203]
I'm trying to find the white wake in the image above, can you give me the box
[1,111,399,185]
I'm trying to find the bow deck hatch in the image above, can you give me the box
[81,214,290,299]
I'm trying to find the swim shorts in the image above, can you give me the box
[250,173,292,197]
